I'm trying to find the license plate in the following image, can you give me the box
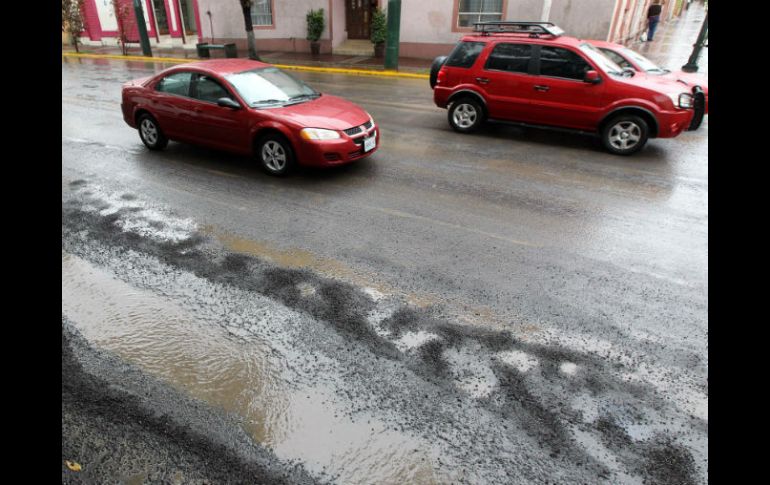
[363,135,376,152]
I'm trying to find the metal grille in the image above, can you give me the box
[344,126,363,136]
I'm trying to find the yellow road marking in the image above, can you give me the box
[62,52,429,80]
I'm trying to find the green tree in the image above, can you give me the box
[62,0,86,53]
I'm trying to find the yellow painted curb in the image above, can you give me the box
[62,52,429,80]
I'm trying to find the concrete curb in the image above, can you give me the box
[62,52,430,80]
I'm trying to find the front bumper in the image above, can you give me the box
[294,124,380,167]
[656,109,695,138]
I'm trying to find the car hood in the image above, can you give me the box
[615,71,696,96]
[264,94,370,130]
[660,71,708,95]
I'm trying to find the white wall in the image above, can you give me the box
[198,0,331,41]
[95,0,118,32]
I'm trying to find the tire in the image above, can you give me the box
[601,114,649,155]
[256,133,296,176]
[448,97,485,133]
[137,113,168,150]
[429,55,447,89]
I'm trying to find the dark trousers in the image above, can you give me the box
[647,15,661,41]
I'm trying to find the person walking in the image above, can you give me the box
[646,1,664,42]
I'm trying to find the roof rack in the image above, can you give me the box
[473,21,565,38]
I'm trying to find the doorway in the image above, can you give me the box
[178,0,197,36]
[345,0,374,39]
[151,0,169,36]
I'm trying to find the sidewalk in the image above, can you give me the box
[62,44,433,74]
[627,1,708,75]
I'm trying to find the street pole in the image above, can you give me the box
[540,0,552,22]
[133,0,153,57]
[384,0,401,70]
[681,12,707,72]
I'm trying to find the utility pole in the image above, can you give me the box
[681,11,707,72]
[384,0,401,70]
[133,0,153,57]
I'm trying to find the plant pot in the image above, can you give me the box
[374,42,385,58]
[310,41,321,56]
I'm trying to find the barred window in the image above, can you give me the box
[251,0,273,27]
[457,0,504,28]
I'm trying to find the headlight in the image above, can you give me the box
[668,92,693,109]
[678,93,694,109]
[368,113,375,126]
[300,128,340,140]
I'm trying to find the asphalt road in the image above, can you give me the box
[62,57,708,484]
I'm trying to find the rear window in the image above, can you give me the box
[445,41,486,68]
[485,43,532,73]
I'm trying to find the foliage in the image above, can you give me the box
[62,0,86,53]
[114,1,133,56]
[306,8,325,43]
[370,8,387,45]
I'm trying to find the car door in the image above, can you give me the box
[476,42,541,123]
[529,45,607,130]
[188,73,252,154]
[151,71,198,140]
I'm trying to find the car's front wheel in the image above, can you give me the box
[601,115,649,155]
[256,133,295,176]
[448,97,484,133]
[137,113,168,150]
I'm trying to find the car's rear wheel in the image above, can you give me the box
[256,133,295,176]
[448,97,484,133]
[138,114,168,150]
[601,115,649,155]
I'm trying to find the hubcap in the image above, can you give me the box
[262,141,287,171]
[608,121,642,150]
[140,119,158,145]
[453,103,477,129]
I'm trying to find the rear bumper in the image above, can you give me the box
[293,125,380,167]
[121,103,136,128]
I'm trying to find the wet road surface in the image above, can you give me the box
[62,57,707,484]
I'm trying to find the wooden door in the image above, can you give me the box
[346,0,372,39]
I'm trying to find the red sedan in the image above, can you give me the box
[121,59,379,175]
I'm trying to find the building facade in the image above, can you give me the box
[79,0,202,48]
[74,0,686,58]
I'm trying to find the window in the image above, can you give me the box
[485,43,532,73]
[599,48,632,69]
[444,41,486,68]
[194,75,231,103]
[457,0,504,28]
[538,47,591,81]
[225,67,318,107]
[251,0,273,27]
[156,72,193,97]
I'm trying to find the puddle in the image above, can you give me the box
[62,252,443,484]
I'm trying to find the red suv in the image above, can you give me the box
[430,22,697,155]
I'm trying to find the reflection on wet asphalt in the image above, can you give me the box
[62,57,707,484]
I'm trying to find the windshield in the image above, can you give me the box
[578,43,623,76]
[224,67,319,107]
[620,47,668,74]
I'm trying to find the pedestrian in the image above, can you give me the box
[646,0,664,42]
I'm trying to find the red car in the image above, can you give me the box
[121,59,379,175]
[430,22,698,155]
[587,39,707,127]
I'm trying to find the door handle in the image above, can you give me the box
[475,77,490,84]
[534,85,550,92]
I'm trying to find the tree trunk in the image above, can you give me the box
[72,34,79,53]
[242,5,261,60]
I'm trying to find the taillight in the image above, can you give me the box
[437,68,446,85]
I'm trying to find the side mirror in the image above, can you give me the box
[584,70,601,84]
[217,97,241,109]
